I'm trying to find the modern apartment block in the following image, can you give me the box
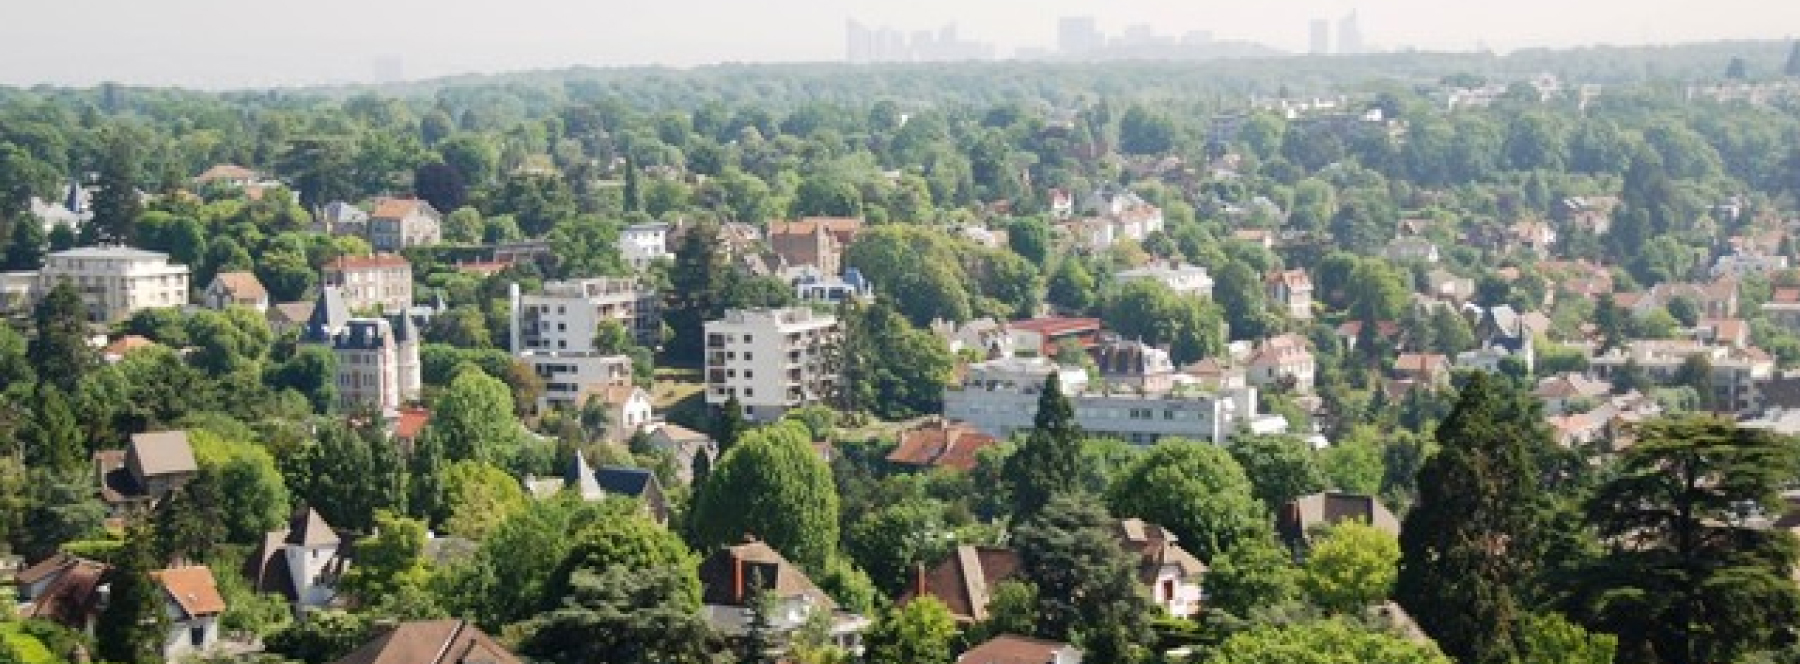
[518,350,634,412]
[704,308,841,421]
[37,246,191,323]
[508,278,660,352]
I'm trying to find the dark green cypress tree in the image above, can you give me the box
[87,130,143,245]
[95,524,171,664]
[623,154,642,213]
[713,395,748,455]
[25,385,83,476]
[408,428,448,528]
[1395,372,1552,664]
[3,217,45,271]
[29,280,93,393]
[1005,373,1083,523]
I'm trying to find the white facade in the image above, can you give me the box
[704,308,841,421]
[38,247,190,323]
[323,255,413,314]
[284,539,339,608]
[619,222,672,270]
[510,278,661,352]
[1713,250,1790,279]
[1115,262,1214,298]
[521,351,633,411]
[160,608,220,660]
[944,357,1271,444]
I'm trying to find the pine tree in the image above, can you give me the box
[1013,493,1153,662]
[713,395,748,454]
[29,280,93,393]
[1005,373,1084,523]
[1395,372,1552,664]
[623,154,642,213]
[665,220,728,364]
[408,428,448,527]
[86,130,143,245]
[25,385,83,476]
[3,217,45,271]
[95,525,172,664]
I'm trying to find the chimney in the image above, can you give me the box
[733,555,745,604]
[912,562,928,598]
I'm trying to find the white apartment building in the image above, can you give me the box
[943,357,1280,444]
[704,308,841,421]
[619,222,672,270]
[38,246,190,323]
[1115,261,1214,298]
[1588,340,1774,414]
[322,254,413,314]
[509,278,660,352]
[519,351,634,411]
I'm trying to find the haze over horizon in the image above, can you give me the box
[1,0,1795,89]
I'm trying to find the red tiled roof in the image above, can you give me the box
[211,271,268,301]
[1007,317,1101,337]
[371,198,428,220]
[195,164,258,183]
[154,565,226,619]
[328,253,411,271]
[394,407,430,441]
[887,420,999,472]
[958,635,1076,664]
[102,335,158,358]
[899,546,1023,623]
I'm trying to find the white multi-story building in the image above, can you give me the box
[944,357,1279,444]
[1115,261,1214,298]
[323,253,413,314]
[509,278,660,352]
[300,287,422,413]
[619,222,672,270]
[37,246,190,323]
[1588,339,1773,414]
[519,350,634,411]
[704,308,841,421]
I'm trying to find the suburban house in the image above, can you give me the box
[1696,318,1751,349]
[644,423,718,485]
[1618,280,1739,320]
[509,278,661,351]
[958,635,1083,664]
[1114,261,1214,298]
[932,318,1017,360]
[794,268,875,305]
[246,507,346,609]
[1383,236,1440,263]
[322,254,413,314]
[367,198,442,251]
[94,430,198,516]
[1533,373,1612,416]
[1391,353,1454,391]
[1712,249,1790,279]
[618,221,672,270]
[578,385,653,443]
[704,308,842,421]
[765,218,863,278]
[202,271,270,312]
[697,538,868,652]
[900,546,1023,625]
[1113,519,1207,618]
[1508,220,1557,255]
[1006,317,1103,358]
[331,620,521,664]
[300,287,423,413]
[36,246,191,323]
[1763,288,1800,333]
[1265,270,1314,320]
[317,201,370,237]
[152,566,228,659]
[519,351,633,412]
[15,554,108,629]
[885,419,1001,472]
[1094,338,1178,392]
[101,335,159,364]
[594,465,670,525]
[1278,492,1402,554]
[1243,334,1316,394]
[193,163,264,189]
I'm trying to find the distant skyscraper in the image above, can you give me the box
[372,56,404,83]
[846,20,874,64]
[1309,19,1330,55]
[1337,11,1364,56]
[1058,16,1103,56]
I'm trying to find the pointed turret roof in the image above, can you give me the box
[565,451,603,501]
[285,507,339,547]
[303,286,351,343]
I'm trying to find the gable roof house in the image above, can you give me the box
[367,198,442,251]
[1391,352,1453,391]
[153,565,229,659]
[644,423,718,485]
[594,465,669,525]
[202,271,270,313]
[1265,270,1314,320]
[15,554,108,629]
[887,419,1001,473]
[332,619,522,664]
[17,557,228,660]
[697,538,869,653]
[1113,519,1207,618]
[246,507,347,609]
[1244,334,1316,395]
[958,635,1083,664]
[1278,492,1402,555]
[765,218,863,279]
[94,431,198,516]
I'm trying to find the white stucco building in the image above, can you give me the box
[519,350,634,411]
[1115,261,1214,298]
[618,222,672,270]
[943,357,1280,444]
[509,278,661,352]
[704,308,841,421]
[37,246,190,323]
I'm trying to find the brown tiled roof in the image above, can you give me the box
[698,539,835,610]
[887,420,999,472]
[211,271,268,301]
[17,553,80,586]
[25,557,107,627]
[269,301,315,325]
[195,164,258,183]
[1006,317,1102,337]
[394,407,430,441]
[898,546,1023,624]
[287,508,341,547]
[332,620,521,664]
[958,634,1077,664]
[129,431,197,477]
[1774,288,1800,304]
[1266,269,1311,289]
[94,450,132,504]
[1393,353,1449,377]
[327,253,411,271]
[101,335,158,358]
[1114,519,1207,583]
[154,565,226,619]
[371,198,429,220]
[1280,492,1402,544]
[769,217,864,244]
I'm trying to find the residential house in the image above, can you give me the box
[1232,229,1275,250]
[1266,270,1314,320]
[1460,305,1536,374]
[958,635,1083,664]
[1114,261,1214,298]
[367,198,442,251]
[697,538,868,651]
[594,465,669,525]
[1391,353,1453,391]
[153,566,227,659]
[316,201,370,237]
[1278,492,1402,553]
[322,254,413,314]
[1113,519,1207,618]
[266,301,316,333]
[704,308,841,421]
[1244,334,1316,394]
[1424,269,1476,303]
[1007,317,1103,358]
[644,423,718,484]
[886,419,1000,472]
[1546,391,1662,448]
[509,278,661,351]
[1697,318,1751,349]
[301,288,423,413]
[202,271,269,312]
[246,507,346,609]
[1620,280,1739,320]
[331,620,522,664]
[1533,373,1612,416]
[1,271,35,313]
[899,546,1024,624]
[193,163,262,189]
[100,335,159,364]
[95,431,198,516]
[1182,357,1249,390]
[1588,340,1773,413]
[581,385,654,443]
[28,180,92,234]
[519,351,633,412]
[1335,320,1402,352]
[1508,219,1557,255]
[1713,249,1790,279]
[1383,236,1441,263]
[390,407,431,453]
[795,267,874,305]
[1094,338,1178,393]
[766,218,863,278]
[1048,189,1075,219]
[37,246,191,323]
[15,554,108,629]
[618,221,672,270]
[1764,288,1800,333]
[932,318,1017,360]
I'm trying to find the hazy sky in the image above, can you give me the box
[1,0,1794,89]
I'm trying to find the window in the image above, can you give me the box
[744,352,753,361]
[745,388,755,397]
[744,371,754,379]
[191,626,206,647]
[743,334,753,343]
